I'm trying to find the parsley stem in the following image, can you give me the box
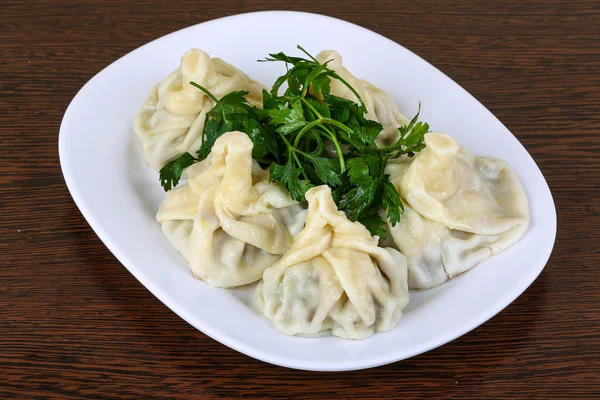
[328,72,367,111]
[317,125,345,172]
[189,81,220,105]
[320,118,353,135]
[298,99,342,160]
[379,142,405,152]
[300,97,321,118]
[296,45,319,63]
[299,99,354,138]
[278,131,309,180]
[298,98,344,169]
[293,119,322,148]
[294,153,309,180]
[292,116,346,172]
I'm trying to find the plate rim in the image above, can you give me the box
[58,10,557,371]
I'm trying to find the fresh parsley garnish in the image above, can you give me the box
[159,152,197,191]
[158,45,430,238]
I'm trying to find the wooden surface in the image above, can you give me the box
[2,0,599,398]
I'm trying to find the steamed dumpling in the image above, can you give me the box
[391,202,529,289]
[315,50,409,147]
[135,49,264,170]
[157,131,306,288]
[400,132,529,235]
[386,139,529,289]
[255,186,409,340]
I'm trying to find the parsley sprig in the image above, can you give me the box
[158,46,430,238]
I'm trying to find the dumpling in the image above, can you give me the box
[135,49,264,170]
[156,131,306,288]
[255,185,409,340]
[388,201,528,290]
[386,140,529,289]
[315,50,409,147]
[400,132,529,236]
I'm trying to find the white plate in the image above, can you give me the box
[59,11,556,371]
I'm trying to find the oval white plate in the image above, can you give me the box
[59,11,556,371]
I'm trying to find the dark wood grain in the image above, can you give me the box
[1,0,599,398]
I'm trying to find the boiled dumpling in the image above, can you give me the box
[386,139,529,289]
[135,49,264,170]
[255,185,409,340]
[315,50,409,147]
[389,202,529,289]
[157,131,306,288]
[400,132,529,236]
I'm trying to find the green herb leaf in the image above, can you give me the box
[324,93,382,150]
[261,89,280,111]
[345,154,382,183]
[260,52,309,65]
[192,83,256,160]
[303,96,331,120]
[324,93,354,123]
[380,102,429,159]
[307,156,342,186]
[244,119,279,163]
[311,73,331,99]
[269,158,314,202]
[338,176,378,221]
[197,115,223,159]
[303,61,331,95]
[268,99,306,134]
[381,178,403,226]
[358,215,388,239]
[159,153,198,191]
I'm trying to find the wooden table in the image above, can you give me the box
[2,1,599,398]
